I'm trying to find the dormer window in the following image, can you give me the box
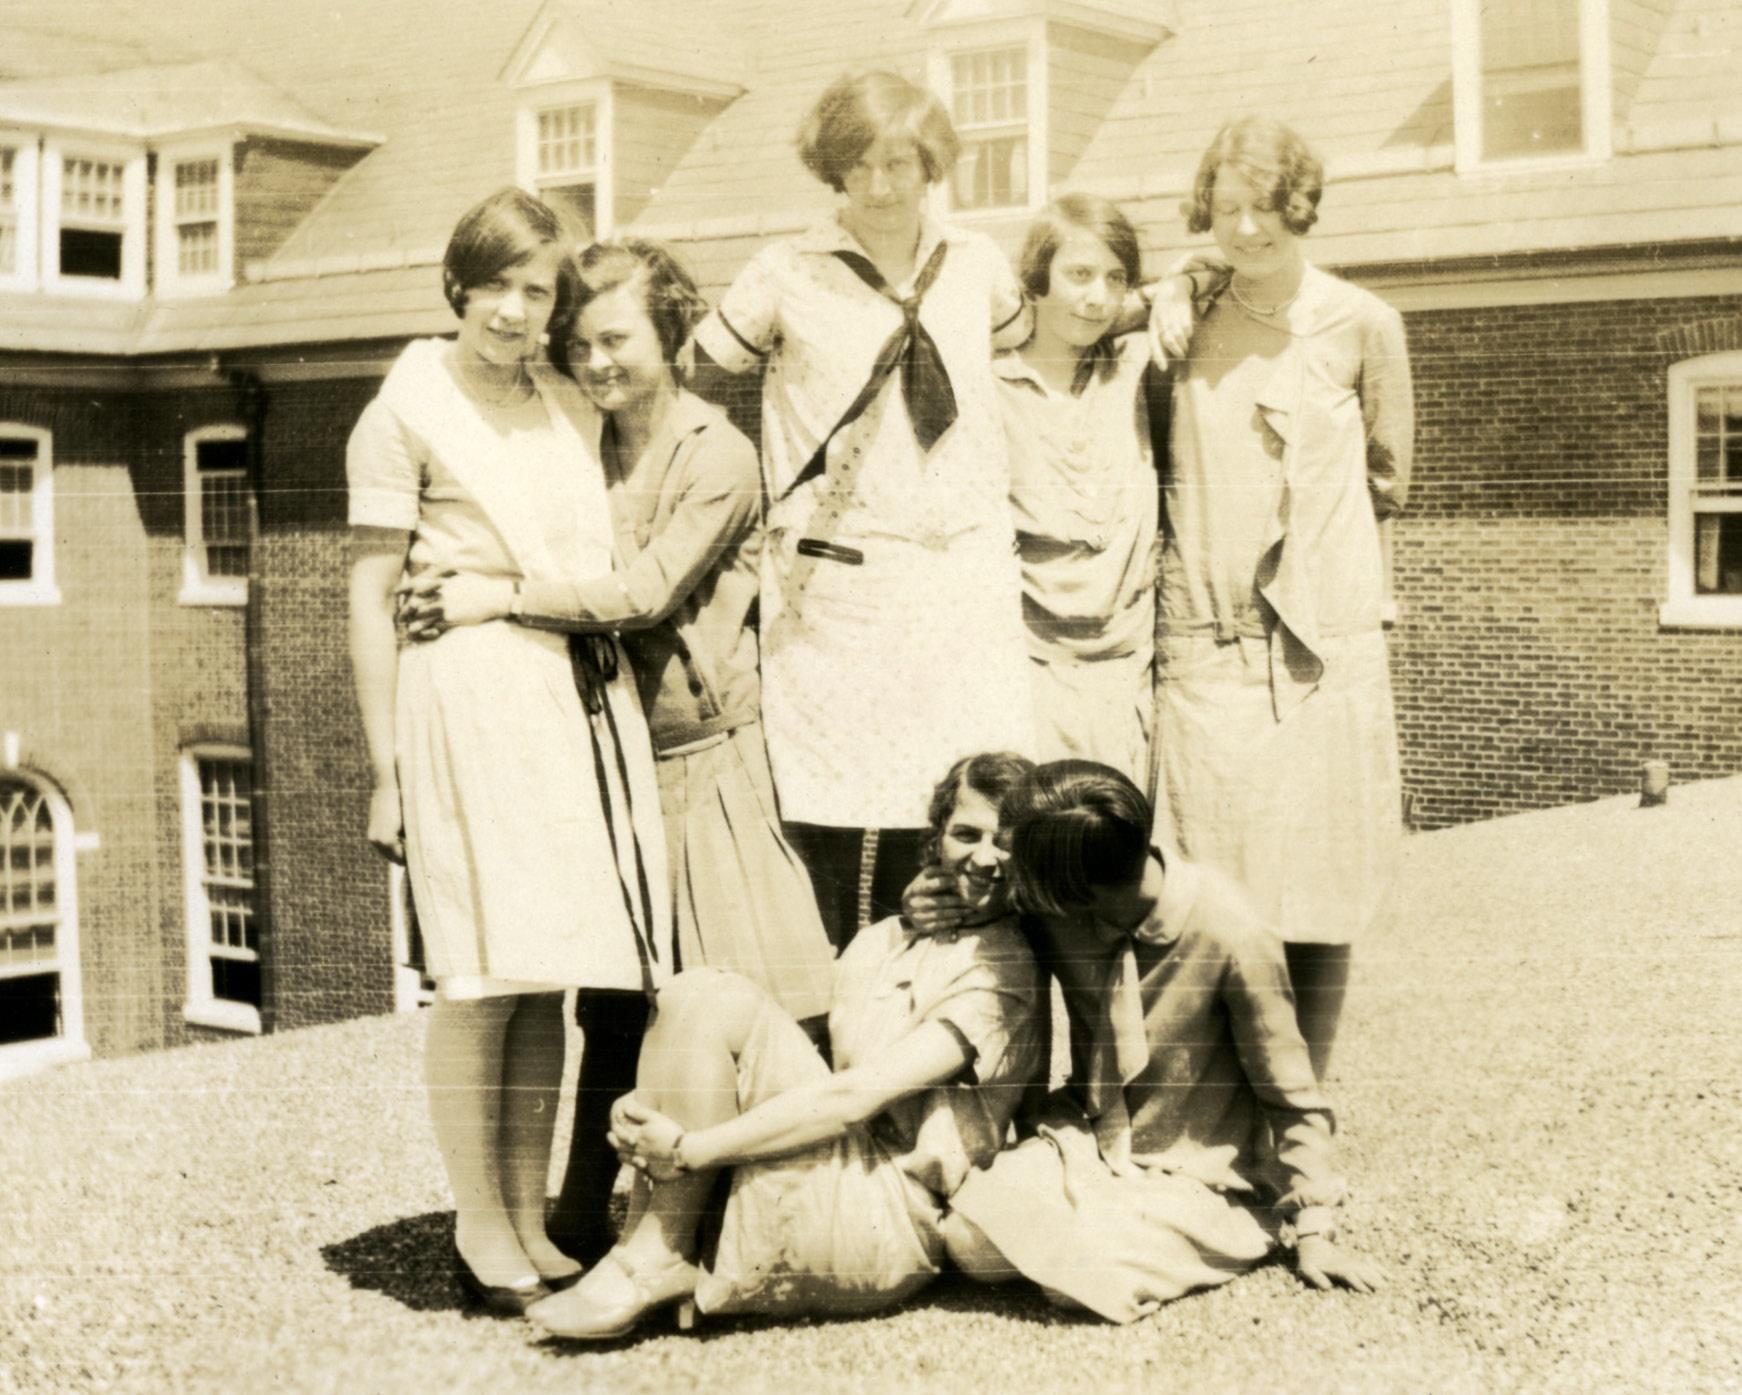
[0,138,37,292]
[0,147,17,278]
[154,145,234,297]
[40,140,145,298]
[1452,0,1612,172]
[534,101,601,235]
[949,46,1031,212]
[916,0,1174,219]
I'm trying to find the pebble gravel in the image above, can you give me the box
[3,778,1740,1394]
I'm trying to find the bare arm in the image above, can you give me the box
[612,1020,972,1175]
[348,528,411,862]
[1361,302,1414,519]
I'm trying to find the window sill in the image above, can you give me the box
[1658,597,1742,630]
[178,579,247,608]
[0,581,62,607]
[157,276,235,302]
[1455,150,1611,179]
[0,1036,91,1082]
[42,276,145,302]
[183,998,262,1035]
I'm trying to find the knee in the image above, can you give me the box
[651,970,769,1051]
[942,1211,1017,1284]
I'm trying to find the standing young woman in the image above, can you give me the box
[1000,195,1163,787]
[347,190,669,1310]
[688,70,1037,950]
[1155,117,1413,1077]
[397,239,837,1262]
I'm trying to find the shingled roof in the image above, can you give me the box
[1,0,1738,358]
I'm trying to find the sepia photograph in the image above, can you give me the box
[1,0,1739,1390]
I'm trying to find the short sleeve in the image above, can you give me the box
[988,243,1030,351]
[918,930,1039,1089]
[694,246,782,374]
[346,394,422,530]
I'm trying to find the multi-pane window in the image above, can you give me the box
[184,428,251,593]
[1690,381,1742,598]
[0,147,15,277]
[59,156,127,280]
[0,430,49,592]
[950,47,1029,212]
[194,755,259,1010]
[1478,1,1583,161]
[173,159,221,278]
[535,104,597,235]
[0,781,65,1049]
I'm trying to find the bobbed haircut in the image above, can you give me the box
[549,238,710,380]
[919,750,1038,867]
[1181,116,1324,237]
[796,70,960,192]
[441,187,577,318]
[1018,193,1142,299]
[1003,760,1152,916]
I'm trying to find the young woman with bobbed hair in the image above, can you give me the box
[529,752,1045,1339]
[397,237,836,1263]
[347,190,670,1312]
[686,70,1041,954]
[1155,116,1414,1079]
[942,759,1384,1322]
[999,194,1166,786]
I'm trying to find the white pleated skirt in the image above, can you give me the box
[396,622,672,993]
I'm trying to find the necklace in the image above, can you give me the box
[457,360,534,407]
[1228,276,1301,319]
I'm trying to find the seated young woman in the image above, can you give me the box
[934,760,1384,1323]
[528,751,1046,1339]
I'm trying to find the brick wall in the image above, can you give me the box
[1391,292,1742,827]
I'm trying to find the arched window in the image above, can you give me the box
[0,774,86,1076]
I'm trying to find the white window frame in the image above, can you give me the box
[515,79,614,238]
[180,424,250,606]
[0,770,89,1081]
[0,135,41,293]
[1661,351,1742,629]
[388,864,436,1013]
[0,424,58,607]
[154,143,234,299]
[1451,0,1611,175]
[179,745,262,1034]
[40,138,147,299]
[928,20,1048,219]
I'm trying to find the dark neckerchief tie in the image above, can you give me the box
[779,239,956,500]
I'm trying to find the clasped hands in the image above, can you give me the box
[608,1092,690,1183]
[395,569,513,641]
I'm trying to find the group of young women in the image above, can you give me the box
[345,67,1411,1339]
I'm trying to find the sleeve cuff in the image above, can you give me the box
[694,310,765,375]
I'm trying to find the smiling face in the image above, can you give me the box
[1208,162,1300,285]
[453,242,563,370]
[569,277,671,416]
[936,785,1012,920]
[1032,230,1131,352]
[840,130,929,239]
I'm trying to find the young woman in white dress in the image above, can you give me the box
[347,189,669,1312]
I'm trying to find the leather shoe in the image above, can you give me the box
[528,1247,698,1339]
[451,1240,551,1317]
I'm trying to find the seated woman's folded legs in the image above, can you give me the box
[614,971,784,1268]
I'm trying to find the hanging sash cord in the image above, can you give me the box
[568,634,662,999]
[778,241,957,502]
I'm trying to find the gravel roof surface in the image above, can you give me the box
[4,779,1740,1395]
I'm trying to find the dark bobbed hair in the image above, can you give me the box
[796,70,960,192]
[441,187,577,319]
[549,239,710,380]
[919,751,1039,867]
[1018,193,1143,389]
[1003,760,1152,916]
[1181,116,1324,237]
[1018,193,1142,299]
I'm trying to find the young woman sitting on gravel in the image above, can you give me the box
[527,752,1046,1339]
[929,760,1385,1322]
